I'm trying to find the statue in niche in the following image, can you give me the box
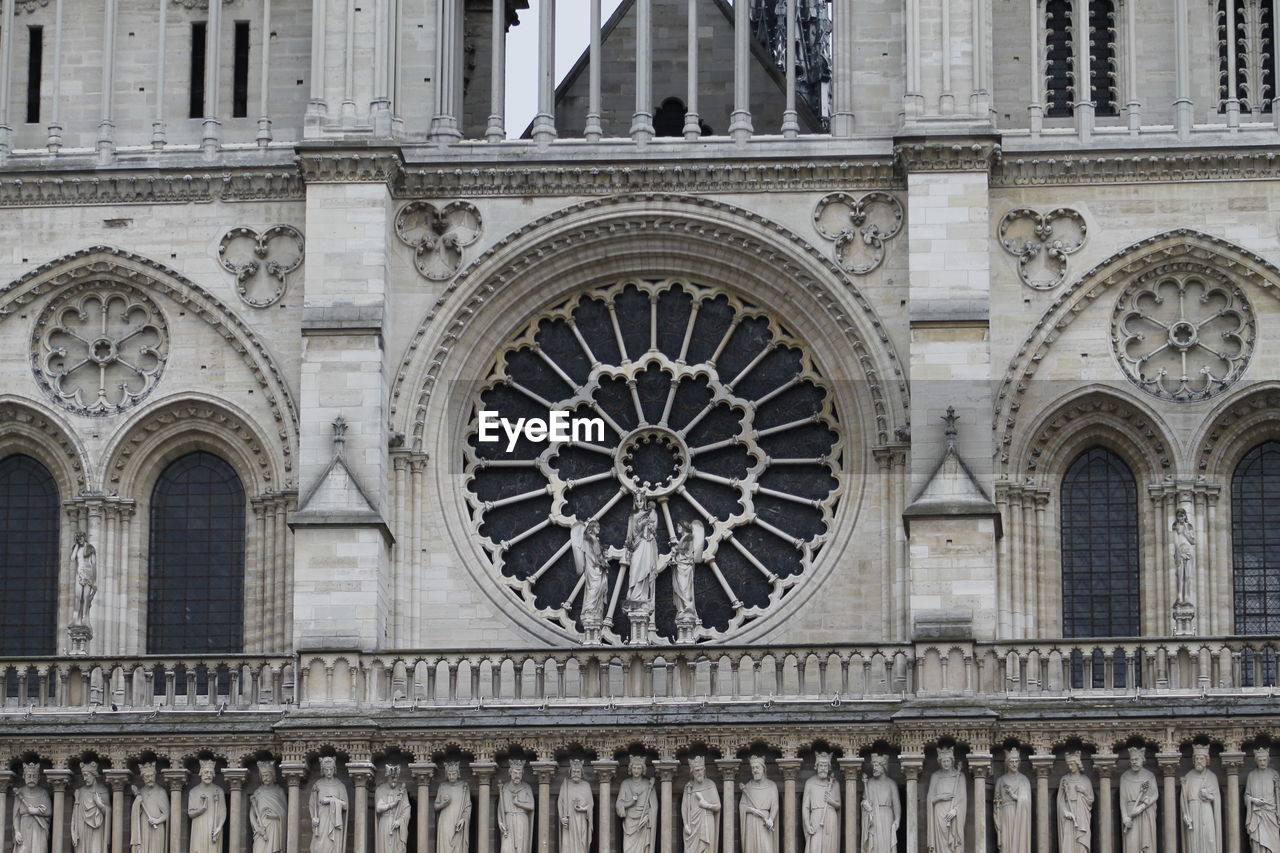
[802,753,839,853]
[1057,752,1094,853]
[71,761,110,853]
[434,761,471,853]
[993,748,1032,853]
[616,756,657,853]
[570,520,608,644]
[309,757,349,853]
[187,760,225,853]
[1119,747,1158,853]
[622,494,660,617]
[130,763,169,853]
[250,761,286,853]
[71,532,97,627]
[497,760,534,853]
[1172,506,1196,605]
[860,754,899,853]
[926,747,966,853]
[1181,745,1221,853]
[13,762,51,853]
[1245,748,1280,853]
[666,520,705,644]
[375,765,410,853]
[558,759,593,853]
[681,756,720,853]
[739,756,779,853]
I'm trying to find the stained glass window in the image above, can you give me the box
[1232,441,1280,634]
[0,454,58,655]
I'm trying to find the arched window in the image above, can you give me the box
[1044,0,1118,118]
[1232,441,1280,633]
[148,451,245,653]
[0,454,59,655]
[1061,447,1140,637]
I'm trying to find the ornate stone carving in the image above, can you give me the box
[1119,747,1158,852]
[994,749,1031,853]
[34,284,167,416]
[1245,747,1280,853]
[893,137,1002,172]
[71,762,109,853]
[682,756,720,853]
[666,519,705,645]
[13,763,51,853]
[811,192,903,275]
[998,207,1086,289]
[394,201,482,281]
[1112,267,1254,402]
[497,760,533,853]
[187,761,224,853]
[616,757,657,853]
[218,226,304,308]
[434,762,470,853]
[1173,505,1198,608]
[1057,752,1094,853]
[926,747,965,853]
[739,756,778,853]
[67,531,97,654]
[1181,745,1222,852]
[309,758,348,853]
[558,759,593,853]
[249,761,285,853]
[374,765,410,853]
[3,0,53,13]
[801,753,838,853]
[130,763,169,853]
[861,754,899,853]
[0,170,303,207]
[993,148,1280,187]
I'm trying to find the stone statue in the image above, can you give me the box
[667,520,705,644]
[187,760,225,853]
[993,748,1032,853]
[71,531,97,627]
[309,757,349,853]
[375,764,411,853]
[71,761,110,853]
[1119,747,1158,853]
[1245,748,1280,853]
[1172,506,1196,605]
[497,759,534,853]
[1057,752,1094,853]
[616,756,657,853]
[802,752,839,853]
[926,747,966,853]
[860,753,899,853]
[623,494,660,616]
[433,761,471,853]
[739,756,779,853]
[13,762,51,853]
[570,520,608,644]
[130,762,169,853]
[250,761,286,853]
[1181,745,1221,853]
[681,756,720,853]
[558,759,593,853]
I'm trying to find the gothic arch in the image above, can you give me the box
[0,396,89,496]
[1192,383,1280,476]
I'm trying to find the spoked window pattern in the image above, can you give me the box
[464,280,843,644]
[1233,441,1280,634]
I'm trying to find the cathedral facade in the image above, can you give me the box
[1,1,1279,852]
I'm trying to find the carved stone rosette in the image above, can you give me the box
[394,201,482,281]
[218,225,305,308]
[998,207,1087,289]
[811,192,904,275]
[32,283,168,416]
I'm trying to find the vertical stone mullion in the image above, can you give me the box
[969,755,990,853]
[282,765,305,853]
[715,759,738,853]
[163,769,188,853]
[408,763,434,853]
[224,768,248,853]
[1094,754,1115,853]
[776,758,800,853]
[1031,755,1053,853]
[591,761,616,853]
[474,763,496,853]
[836,757,860,853]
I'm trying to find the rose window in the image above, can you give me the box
[463,279,843,645]
[34,284,168,416]
[1112,269,1254,402]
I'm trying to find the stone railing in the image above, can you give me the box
[3,638,1278,713]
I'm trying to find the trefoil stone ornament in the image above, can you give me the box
[811,191,903,275]
[218,225,304,308]
[998,207,1087,289]
[394,201,482,281]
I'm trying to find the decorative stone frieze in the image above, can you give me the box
[812,192,904,275]
[893,137,1002,172]
[993,147,1280,187]
[393,202,482,281]
[997,207,1087,290]
[297,150,403,185]
[0,169,303,207]
[218,226,305,309]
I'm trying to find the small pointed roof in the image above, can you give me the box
[291,416,393,544]
[902,407,1002,537]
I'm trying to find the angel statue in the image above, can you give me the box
[570,520,608,645]
[664,520,705,644]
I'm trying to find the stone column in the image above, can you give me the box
[1093,754,1116,853]
[350,763,374,853]
[532,762,557,853]
[48,769,72,853]
[224,768,249,853]
[473,762,497,853]
[1157,753,1180,853]
[0,769,11,853]
[900,756,923,853]
[654,760,679,853]
[776,759,801,853]
[163,769,189,853]
[408,763,435,853]
[969,755,991,853]
[1031,755,1054,853]
[715,759,739,853]
[281,764,306,853]
[836,757,861,853]
[106,769,131,853]
[1223,751,1244,853]
[591,761,617,853]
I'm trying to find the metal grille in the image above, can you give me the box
[1233,441,1280,634]
[1060,447,1140,637]
[0,454,58,656]
[147,451,245,654]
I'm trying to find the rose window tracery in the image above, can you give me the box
[33,284,168,416]
[1112,267,1254,402]
[463,279,844,645]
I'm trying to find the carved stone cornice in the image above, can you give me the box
[893,135,1002,173]
[994,146,1280,187]
[297,147,404,186]
[0,168,303,208]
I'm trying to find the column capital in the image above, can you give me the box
[1156,753,1182,775]
[1030,755,1055,778]
[775,758,802,780]
[222,768,250,790]
[471,761,497,780]
[898,754,925,776]
[653,760,679,781]
[590,760,618,783]
[44,769,73,791]
[0,769,13,792]
[104,769,132,792]
[714,758,740,779]
[967,754,992,778]
[162,768,189,792]
[280,763,307,786]
[530,761,558,783]
[347,762,375,785]
[407,762,436,784]
[1220,751,1246,772]
[835,757,863,777]
[1092,754,1118,777]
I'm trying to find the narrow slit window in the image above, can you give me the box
[189,21,207,119]
[1044,0,1075,116]
[26,26,42,124]
[232,21,250,118]
[1218,0,1276,113]
[1089,0,1118,116]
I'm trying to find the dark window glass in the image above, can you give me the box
[0,454,58,655]
[148,451,245,654]
[189,22,207,119]
[1088,0,1117,116]
[1061,447,1140,637]
[1044,0,1075,117]
[232,21,250,118]
[1218,0,1275,113]
[1232,441,1280,634]
[25,25,42,124]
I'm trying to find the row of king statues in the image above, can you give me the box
[10,747,1280,853]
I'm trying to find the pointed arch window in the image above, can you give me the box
[1044,0,1118,117]
[1060,447,1140,637]
[147,451,245,654]
[1232,441,1280,633]
[0,454,59,655]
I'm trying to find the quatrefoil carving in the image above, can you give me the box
[812,192,904,275]
[998,207,1087,289]
[395,201,483,281]
[218,224,304,308]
